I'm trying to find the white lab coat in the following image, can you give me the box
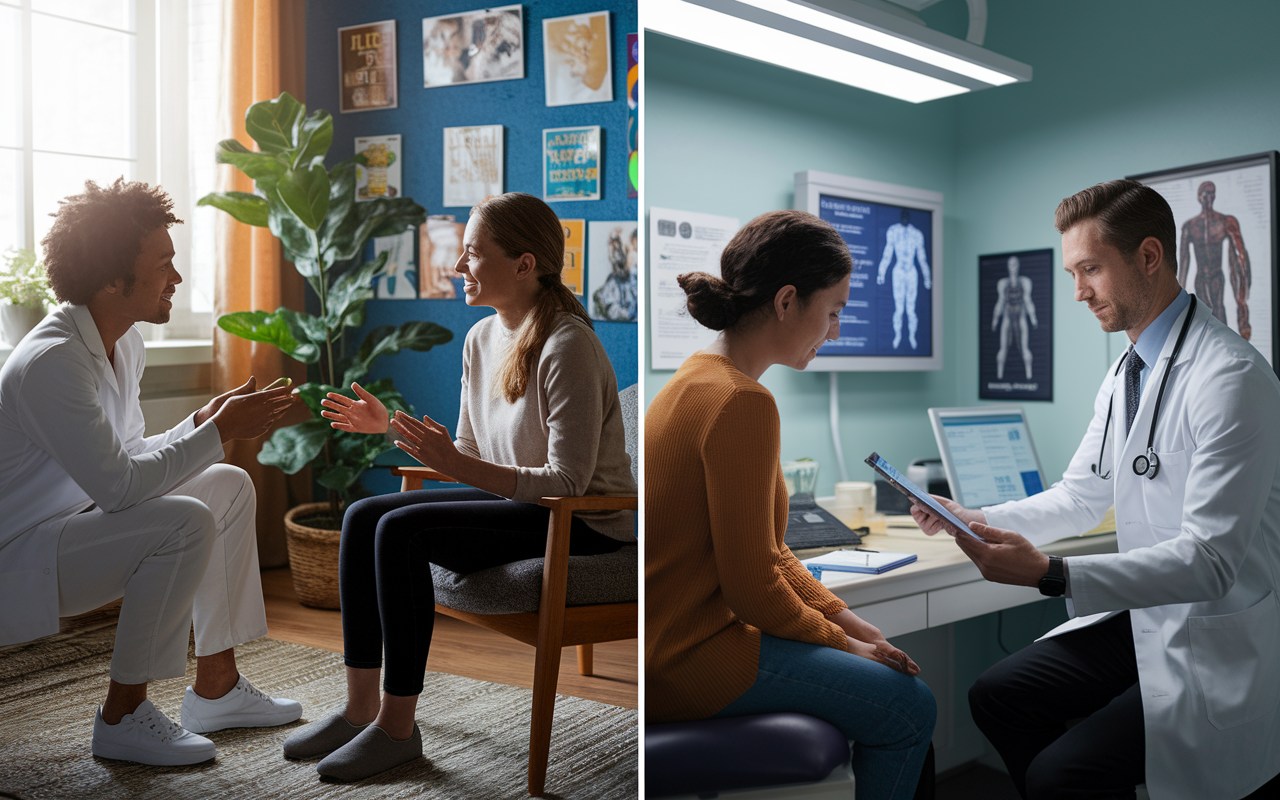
[985,299,1280,800]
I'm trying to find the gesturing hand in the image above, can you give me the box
[320,382,389,434]
[846,636,920,676]
[388,409,459,473]
[208,376,296,442]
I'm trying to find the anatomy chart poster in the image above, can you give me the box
[817,194,933,357]
[979,249,1054,402]
[1135,157,1274,367]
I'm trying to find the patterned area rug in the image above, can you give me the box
[0,608,637,799]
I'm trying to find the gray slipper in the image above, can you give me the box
[282,713,369,760]
[316,724,422,782]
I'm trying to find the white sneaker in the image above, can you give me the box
[181,674,303,733]
[92,700,216,766]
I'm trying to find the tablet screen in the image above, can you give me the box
[865,452,980,539]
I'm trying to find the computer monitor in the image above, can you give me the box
[795,170,944,371]
[928,405,1047,509]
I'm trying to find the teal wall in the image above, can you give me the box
[646,0,1280,497]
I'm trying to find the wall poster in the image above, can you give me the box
[648,207,740,369]
[626,33,638,199]
[338,19,397,113]
[373,228,417,300]
[419,216,464,300]
[543,126,600,202]
[354,135,400,201]
[422,5,524,88]
[979,248,1053,401]
[588,220,638,322]
[561,219,585,295]
[543,11,612,107]
[443,125,504,208]
[1129,151,1279,370]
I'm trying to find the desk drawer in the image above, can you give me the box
[928,581,1044,628]
[848,594,928,638]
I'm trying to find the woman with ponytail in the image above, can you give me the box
[646,210,936,800]
[284,192,635,781]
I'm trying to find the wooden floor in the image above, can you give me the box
[261,567,638,710]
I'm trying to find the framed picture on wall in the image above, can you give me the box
[354,134,400,202]
[587,220,638,322]
[373,228,417,300]
[422,4,524,88]
[979,248,1054,401]
[419,216,463,300]
[442,125,504,208]
[543,126,600,202]
[561,219,585,295]
[1128,151,1279,371]
[338,19,397,113]
[626,32,638,199]
[543,11,613,107]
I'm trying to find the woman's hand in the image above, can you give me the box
[846,635,921,676]
[389,409,460,472]
[320,382,389,434]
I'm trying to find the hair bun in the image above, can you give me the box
[678,271,739,331]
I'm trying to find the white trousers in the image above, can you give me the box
[56,464,268,684]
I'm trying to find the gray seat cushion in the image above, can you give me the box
[431,544,638,615]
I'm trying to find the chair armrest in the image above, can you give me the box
[538,495,638,513]
[391,465,459,491]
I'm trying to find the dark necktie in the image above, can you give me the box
[1124,348,1145,436]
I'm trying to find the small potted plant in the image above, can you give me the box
[0,248,56,346]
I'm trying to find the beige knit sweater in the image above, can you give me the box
[645,353,850,722]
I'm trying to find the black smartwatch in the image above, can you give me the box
[1038,555,1066,597]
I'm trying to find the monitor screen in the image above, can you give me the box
[929,406,1046,508]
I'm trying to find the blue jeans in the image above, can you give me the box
[713,633,936,800]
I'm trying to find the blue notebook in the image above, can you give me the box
[802,549,918,577]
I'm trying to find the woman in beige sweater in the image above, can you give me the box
[285,193,635,781]
[646,210,935,800]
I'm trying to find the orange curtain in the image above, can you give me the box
[214,0,311,567]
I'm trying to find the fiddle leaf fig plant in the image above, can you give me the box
[199,92,452,521]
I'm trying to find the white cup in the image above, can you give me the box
[835,481,875,509]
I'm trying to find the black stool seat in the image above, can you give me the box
[646,713,850,797]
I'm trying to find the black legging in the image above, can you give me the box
[339,487,625,696]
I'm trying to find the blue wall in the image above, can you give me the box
[306,0,638,494]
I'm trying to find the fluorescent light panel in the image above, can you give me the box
[648,0,970,103]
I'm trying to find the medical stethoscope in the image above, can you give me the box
[1090,294,1197,481]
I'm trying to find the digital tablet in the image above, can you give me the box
[864,452,981,539]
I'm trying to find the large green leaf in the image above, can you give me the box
[278,307,327,346]
[325,197,428,265]
[276,164,330,231]
[258,419,329,474]
[216,309,320,363]
[196,191,268,228]
[320,161,357,254]
[214,140,287,188]
[326,252,387,332]
[294,109,333,168]
[267,198,318,269]
[293,381,343,417]
[343,321,453,386]
[316,463,360,493]
[244,91,303,154]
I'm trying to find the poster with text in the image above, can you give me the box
[354,135,400,202]
[543,126,600,202]
[339,19,397,113]
[979,249,1054,401]
[627,33,638,199]
[543,11,612,107]
[443,125,503,208]
[419,216,464,300]
[561,219,585,295]
[373,228,417,300]
[649,207,740,369]
[422,5,523,88]
[588,221,638,322]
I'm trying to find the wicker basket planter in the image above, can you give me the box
[284,502,341,610]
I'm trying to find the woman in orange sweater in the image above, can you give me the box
[646,209,936,800]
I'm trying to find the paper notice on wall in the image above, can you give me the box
[648,207,740,370]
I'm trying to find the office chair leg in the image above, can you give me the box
[576,644,594,676]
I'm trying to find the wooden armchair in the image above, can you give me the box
[389,384,639,797]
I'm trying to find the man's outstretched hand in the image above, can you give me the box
[198,376,296,442]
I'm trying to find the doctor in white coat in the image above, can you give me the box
[913,179,1280,800]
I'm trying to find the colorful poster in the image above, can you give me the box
[354,135,401,202]
[588,221,638,322]
[338,19,397,113]
[649,207,740,369]
[543,11,613,107]
[543,126,600,202]
[419,216,464,300]
[561,219,585,295]
[979,249,1054,401]
[627,33,639,199]
[422,5,523,88]
[443,125,503,208]
[373,228,417,299]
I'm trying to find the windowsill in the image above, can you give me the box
[0,338,213,369]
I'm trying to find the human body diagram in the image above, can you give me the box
[992,255,1039,380]
[1179,180,1252,339]
[877,210,931,349]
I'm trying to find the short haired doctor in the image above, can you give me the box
[913,179,1280,800]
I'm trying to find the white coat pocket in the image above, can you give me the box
[1140,448,1188,531]
[1188,592,1280,730]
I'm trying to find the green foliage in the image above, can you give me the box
[0,249,56,309]
[199,92,452,518]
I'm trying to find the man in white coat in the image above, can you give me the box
[0,179,303,766]
[913,179,1280,800]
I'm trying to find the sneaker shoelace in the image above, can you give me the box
[236,677,274,704]
[133,707,186,743]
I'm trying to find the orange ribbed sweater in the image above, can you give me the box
[645,353,850,723]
